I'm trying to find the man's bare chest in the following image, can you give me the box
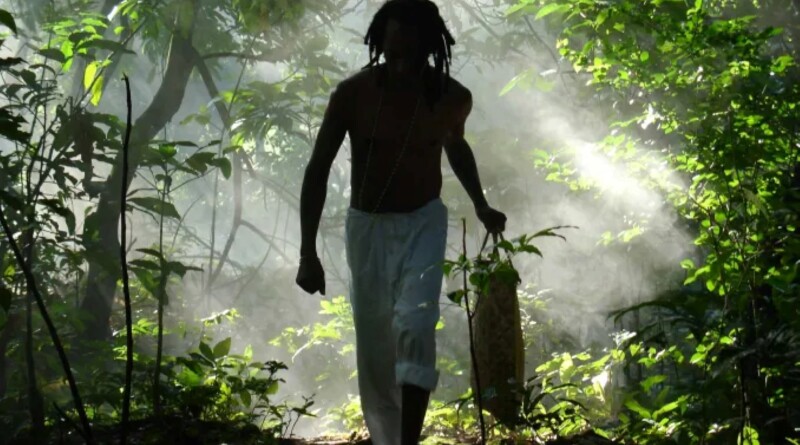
[349,90,453,156]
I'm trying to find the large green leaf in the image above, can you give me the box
[209,157,232,179]
[213,337,232,359]
[624,398,652,419]
[535,3,570,20]
[38,48,66,63]
[129,197,181,219]
[0,9,16,34]
[79,39,135,55]
[199,341,215,362]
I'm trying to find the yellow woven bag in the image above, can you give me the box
[470,233,525,426]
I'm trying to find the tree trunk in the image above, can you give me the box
[79,1,199,341]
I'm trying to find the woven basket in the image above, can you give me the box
[470,266,524,426]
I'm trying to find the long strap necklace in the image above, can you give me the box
[357,76,423,213]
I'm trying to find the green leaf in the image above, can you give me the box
[535,3,569,20]
[136,248,164,259]
[266,380,279,395]
[497,240,514,251]
[188,351,215,368]
[519,244,543,257]
[640,374,666,392]
[39,198,76,234]
[499,69,533,97]
[447,289,465,305]
[131,267,159,296]
[173,140,199,147]
[504,3,537,17]
[771,55,794,74]
[159,144,177,158]
[38,48,66,63]
[469,271,486,288]
[0,57,23,69]
[177,367,201,386]
[209,157,232,179]
[199,341,215,362]
[17,73,37,92]
[129,258,160,271]
[240,390,252,407]
[739,425,760,445]
[79,39,135,55]
[90,74,104,106]
[81,16,108,28]
[684,264,710,285]
[69,31,93,44]
[0,9,17,34]
[625,398,651,419]
[185,151,215,173]
[213,337,231,358]
[442,261,454,277]
[653,397,685,419]
[0,111,29,143]
[84,60,99,90]
[129,197,181,219]
[167,261,201,278]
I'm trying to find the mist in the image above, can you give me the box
[6,0,789,443]
[202,1,695,437]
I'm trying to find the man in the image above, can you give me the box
[295,1,506,443]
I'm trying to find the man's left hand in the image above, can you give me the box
[476,205,506,233]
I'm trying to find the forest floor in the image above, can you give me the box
[10,428,618,445]
[9,416,617,444]
[278,430,616,444]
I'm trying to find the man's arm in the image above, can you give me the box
[299,81,350,258]
[443,89,488,210]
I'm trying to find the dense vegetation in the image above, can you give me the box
[0,0,797,444]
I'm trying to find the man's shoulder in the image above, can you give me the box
[442,77,472,118]
[331,67,472,108]
[445,77,471,104]
[333,67,374,98]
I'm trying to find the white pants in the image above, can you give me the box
[345,198,448,445]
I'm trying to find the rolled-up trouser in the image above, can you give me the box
[344,197,448,445]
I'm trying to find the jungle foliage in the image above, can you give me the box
[0,0,798,444]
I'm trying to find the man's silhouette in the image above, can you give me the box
[296,1,506,443]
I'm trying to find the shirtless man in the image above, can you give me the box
[296,1,506,444]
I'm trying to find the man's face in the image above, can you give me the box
[382,19,425,78]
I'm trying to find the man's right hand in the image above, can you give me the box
[296,256,326,295]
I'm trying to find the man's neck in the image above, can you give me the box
[383,63,428,92]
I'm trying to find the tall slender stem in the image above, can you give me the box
[120,75,135,445]
[462,219,487,443]
[153,164,171,416]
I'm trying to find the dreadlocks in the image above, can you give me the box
[363,0,456,108]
